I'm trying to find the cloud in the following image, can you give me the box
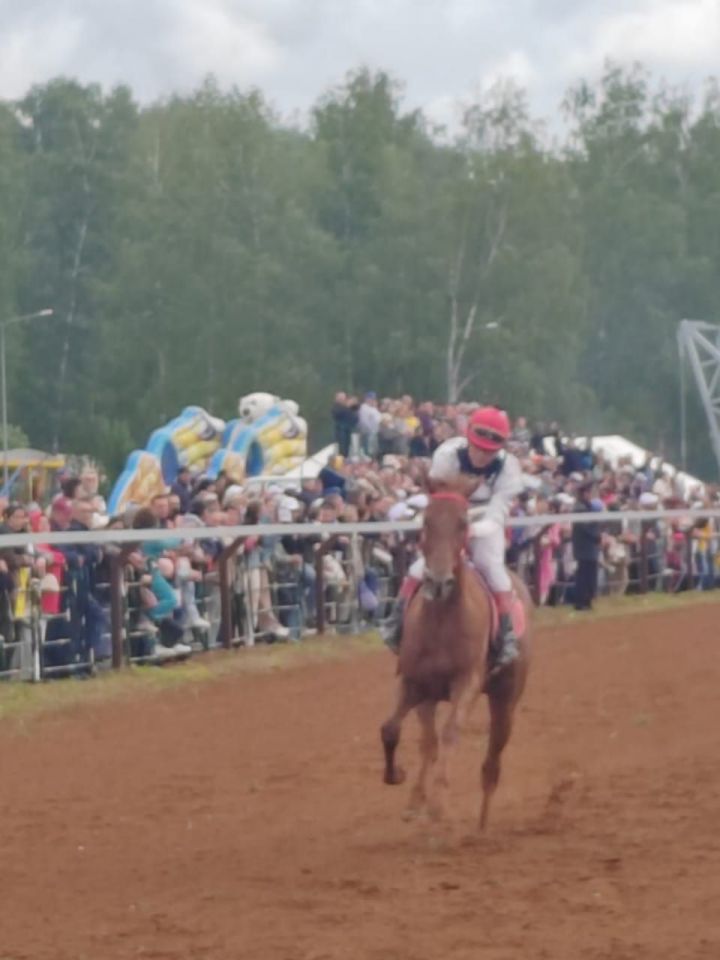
[0,10,84,98]
[0,0,717,122]
[564,0,720,77]
[164,0,281,85]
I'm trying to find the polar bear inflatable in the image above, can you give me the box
[204,392,309,483]
[238,392,307,439]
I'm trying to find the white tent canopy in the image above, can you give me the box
[570,435,703,499]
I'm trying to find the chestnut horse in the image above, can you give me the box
[380,490,531,829]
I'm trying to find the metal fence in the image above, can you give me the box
[0,508,717,681]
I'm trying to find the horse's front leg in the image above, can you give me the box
[405,700,438,816]
[428,673,474,821]
[380,679,419,786]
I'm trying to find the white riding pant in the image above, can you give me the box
[408,520,512,593]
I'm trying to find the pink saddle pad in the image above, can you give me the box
[471,569,527,639]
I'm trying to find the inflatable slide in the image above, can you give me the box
[107,393,308,516]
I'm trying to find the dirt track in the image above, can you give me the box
[2,604,720,960]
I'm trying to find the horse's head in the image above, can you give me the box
[420,490,469,601]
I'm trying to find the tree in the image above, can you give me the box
[0,64,718,475]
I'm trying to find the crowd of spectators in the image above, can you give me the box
[0,395,717,679]
[330,391,719,608]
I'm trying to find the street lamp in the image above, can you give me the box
[1,309,54,492]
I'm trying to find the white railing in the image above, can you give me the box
[0,506,713,683]
[0,506,716,549]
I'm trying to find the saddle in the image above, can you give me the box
[406,564,526,646]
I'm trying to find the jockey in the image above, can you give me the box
[382,405,524,669]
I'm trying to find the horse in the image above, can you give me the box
[380,488,531,830]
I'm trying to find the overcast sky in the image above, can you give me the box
[0,0,718,127]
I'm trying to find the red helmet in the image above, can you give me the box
[467,406,510,451]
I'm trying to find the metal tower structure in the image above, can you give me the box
[678,319,720,475]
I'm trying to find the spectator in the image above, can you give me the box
[214,471,230,506]
[561,438,588,477]
[150,492,172,528]
[0,503,32,673]
[1,387,717,681]
[638,492,662,589]
[63,497,108,662]
[409,426,431,458]
[511,416,531,455]
[572,481,603,611]
[535,504,563,605]
[49,494,73,532]
[275,496,316,637]
[358,392,381,458]
[243,499,290,640]
[298,477,322,510]
[417,401,434,439]
[222,485,247,525]
[132,507,192,656]
[171,466,193,513]
[331,392,359,458]
[319,457,347,499]
[79,464,107,518]
[60,474,82,500]
[168,493,182,523]
[174,517,210,632]
[26,511,71,668]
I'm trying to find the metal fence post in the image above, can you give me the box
[109,553,125,670]
[531,532,543,606]
[218,537,244,649]
[685,530,694,590]
[314,542,326,635]
[314,536,342,634]
[350,532,361,634]
[29,578,41,682]
[639,523,649,594]
[392,539,407,585]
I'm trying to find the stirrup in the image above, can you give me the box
[380,598,405,655]
[495,631,519,667]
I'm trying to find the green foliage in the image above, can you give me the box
[0,65,718,476]
[3,424,30,449]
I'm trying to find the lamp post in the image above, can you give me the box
[1,309,54,492]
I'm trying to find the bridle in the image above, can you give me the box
[421,491,470,600]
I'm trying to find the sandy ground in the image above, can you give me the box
[2,603,719,960]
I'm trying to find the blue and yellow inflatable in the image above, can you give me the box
[107,397,308,516]
[208,403,306,483]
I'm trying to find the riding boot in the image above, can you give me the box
[380,596,406,654]
[494,612,520,669]
[380,575,420,654]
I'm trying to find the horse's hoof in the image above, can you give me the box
[384,766,406,786]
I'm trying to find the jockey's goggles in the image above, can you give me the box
[469,426,506,447]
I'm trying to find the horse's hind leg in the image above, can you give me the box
[406,701,438,815]
[479,687,515,831]
[380,680,418,786]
